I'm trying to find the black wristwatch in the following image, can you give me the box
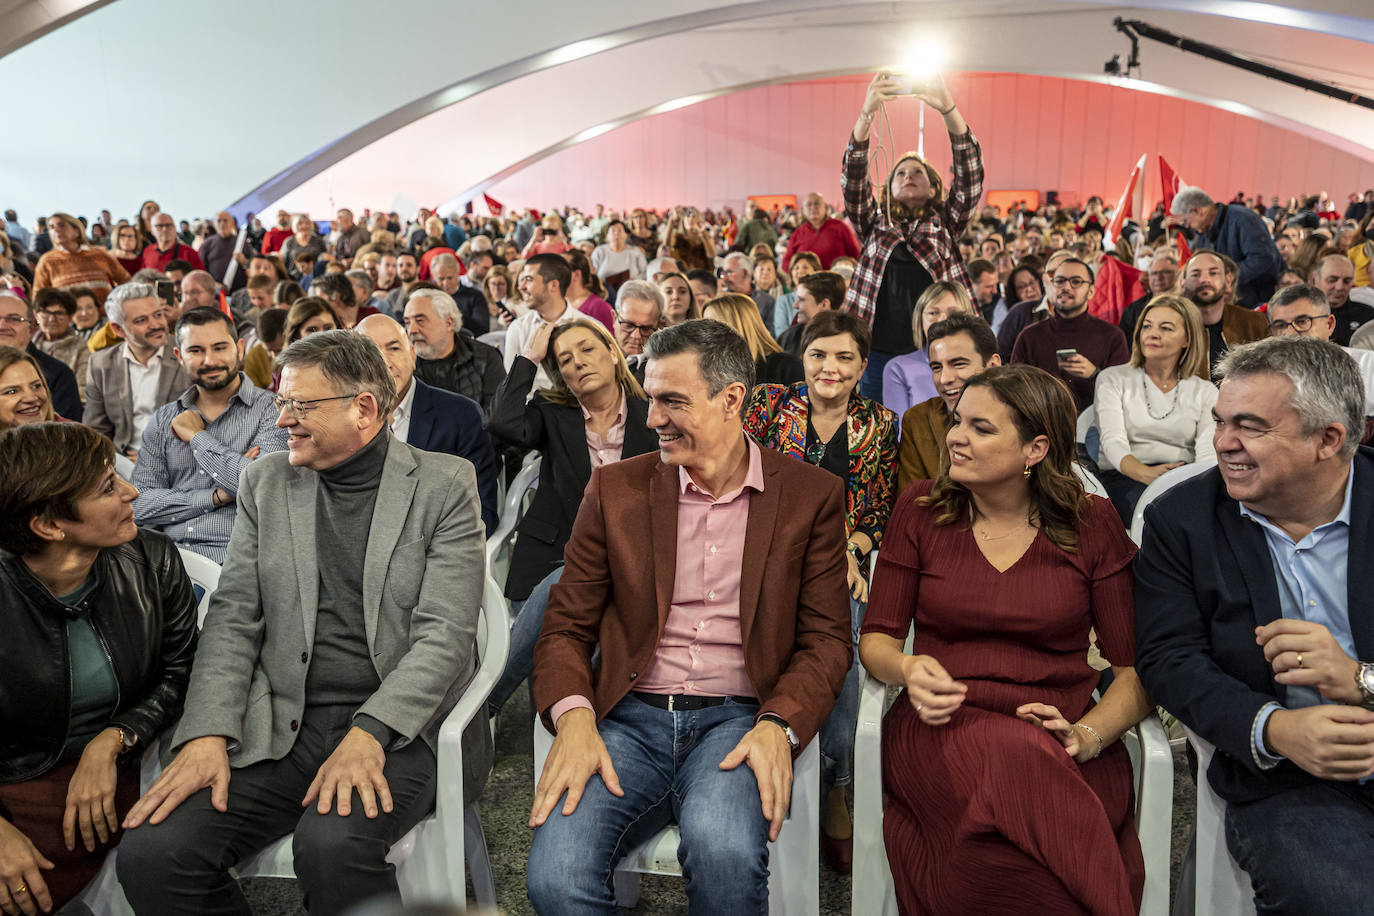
[758,714,799,752]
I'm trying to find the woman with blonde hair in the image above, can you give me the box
[0,346,57,427]
[702,292,803,385]
[32,213,131,304]
[1093,294,1217,522]
[110,222,144,276]
[882,280,978,418]
[486,317,656,715]
[843,72,983,400]
[861,364,1150,915]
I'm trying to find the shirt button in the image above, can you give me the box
[301,652,308,663]
[687,681,695,689]
[1309,600,1317,607]
[708,590,715,600]
[710,545,717,554]
[290,720,299,732]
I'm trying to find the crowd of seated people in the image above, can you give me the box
[5,65,1374,916]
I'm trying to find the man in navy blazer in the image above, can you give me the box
[1135,336,1374,913]
[359,315,497,534]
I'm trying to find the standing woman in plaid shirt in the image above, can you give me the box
[842,72,984,402]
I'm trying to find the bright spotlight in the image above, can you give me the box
[900,36,945,81]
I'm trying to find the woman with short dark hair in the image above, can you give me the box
[0,423,198,911]
[743,307,898,870]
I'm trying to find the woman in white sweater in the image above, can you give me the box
[1094,294,1218,522]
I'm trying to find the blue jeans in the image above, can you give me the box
[819,595,865,788]
[488,564,563,717]
[527,694,771,915]
[1224,779,1374,914]
[859,351,894,402]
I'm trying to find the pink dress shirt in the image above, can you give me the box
[550,441,766,727]
[582,397,626,469]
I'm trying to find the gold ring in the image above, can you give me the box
[13,883,26,895]
[916,702,925,713]
[1297,652,1304,668]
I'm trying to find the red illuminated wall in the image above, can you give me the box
[484,73,1374,214]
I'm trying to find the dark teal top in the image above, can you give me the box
[58,578,119,760]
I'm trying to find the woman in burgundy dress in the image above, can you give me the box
[859,364,1152,915]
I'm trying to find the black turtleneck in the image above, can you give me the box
[305,430,390,733]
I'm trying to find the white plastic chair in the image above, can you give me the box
[1075,405,1097,445]
[1128,461,1213,545]
[113,452,135,481]
[231,573,508,909]
[1074,461,1109,498]
[852,642,1174,915]
[485,455,540,589]
[477,330,506,354]
[533,714,821,914]
[176,547,222,627]
[1180,726,1257,916]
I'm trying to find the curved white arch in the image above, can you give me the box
[262,4,1374,216]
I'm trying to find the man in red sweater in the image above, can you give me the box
[782,193,860,271]
[261,210,293,254]
[142,213,204,272]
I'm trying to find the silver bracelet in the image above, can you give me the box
[1073,722,1104,759]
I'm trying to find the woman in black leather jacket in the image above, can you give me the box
[0,422,198,913]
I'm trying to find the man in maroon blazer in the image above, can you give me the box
[526,319,852,914]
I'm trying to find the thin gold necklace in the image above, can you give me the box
[972,511,1037,541]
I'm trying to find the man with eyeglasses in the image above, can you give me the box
[611,280,664,358]
[1267,284,1374,444]
[1009,257,1129,411]
[119,329,492,915]
[1117,252,1180,336]
[141,213,204,273]
[719,251,775,333]
[130,307,286,562]
[0,291,83,420]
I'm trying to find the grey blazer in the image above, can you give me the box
[83,340,190,454]
[173,433,492,790]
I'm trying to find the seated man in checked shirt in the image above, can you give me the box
[526,319,852,914]
[131,307,287,562]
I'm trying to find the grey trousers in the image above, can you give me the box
[116,704,436,916]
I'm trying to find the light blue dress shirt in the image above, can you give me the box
[1244,463,1355,765]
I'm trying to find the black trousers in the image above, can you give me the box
[117,704,436,916]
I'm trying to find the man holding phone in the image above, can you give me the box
[1009,257,1128,411]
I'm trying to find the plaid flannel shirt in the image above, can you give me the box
[840,129,984,324]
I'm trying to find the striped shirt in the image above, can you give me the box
[131,374,288,562]
[840,130,984,324]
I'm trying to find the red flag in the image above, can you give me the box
[483,193,505,216]
[1104,154,1147,247]
[216,289,234,319]
[1087,256,1145,325]
[1159,155,1187,214]
[1175,230,1192,264]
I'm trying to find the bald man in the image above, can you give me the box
[1312,254,1374,346]
[199,211,257,293]
[356,314,497,534]
[781,192,860,270]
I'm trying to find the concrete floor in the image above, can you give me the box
[242,690,1199,915]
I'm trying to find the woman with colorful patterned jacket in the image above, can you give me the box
[742,308,898,874]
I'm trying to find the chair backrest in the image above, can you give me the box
[1183,725,1258,915]
[1075,405,1097,443]
[1129,461,1214,545]
[477,573,511,672]
[477,330,506,354]
[1073,462,1108,498]
[114,452,135,481]
[177,547,222,628]
[485,456,541,584]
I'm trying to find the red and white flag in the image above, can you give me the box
[483,194,505,217]
[1104,154,1147,248]
[1159,155,1188,214]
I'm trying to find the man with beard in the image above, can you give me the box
[130,307,287,562]
[967,258,1006,333]
[1182,250,1268,370]
[386,251,421,314]
[404,287,503,415]
[1010,257,1129,411]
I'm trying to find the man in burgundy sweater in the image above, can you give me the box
[782,193,860,271]
[1010,257,1129,412]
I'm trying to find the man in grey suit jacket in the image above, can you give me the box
[82,281,190,458]
[119,330,491,915]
